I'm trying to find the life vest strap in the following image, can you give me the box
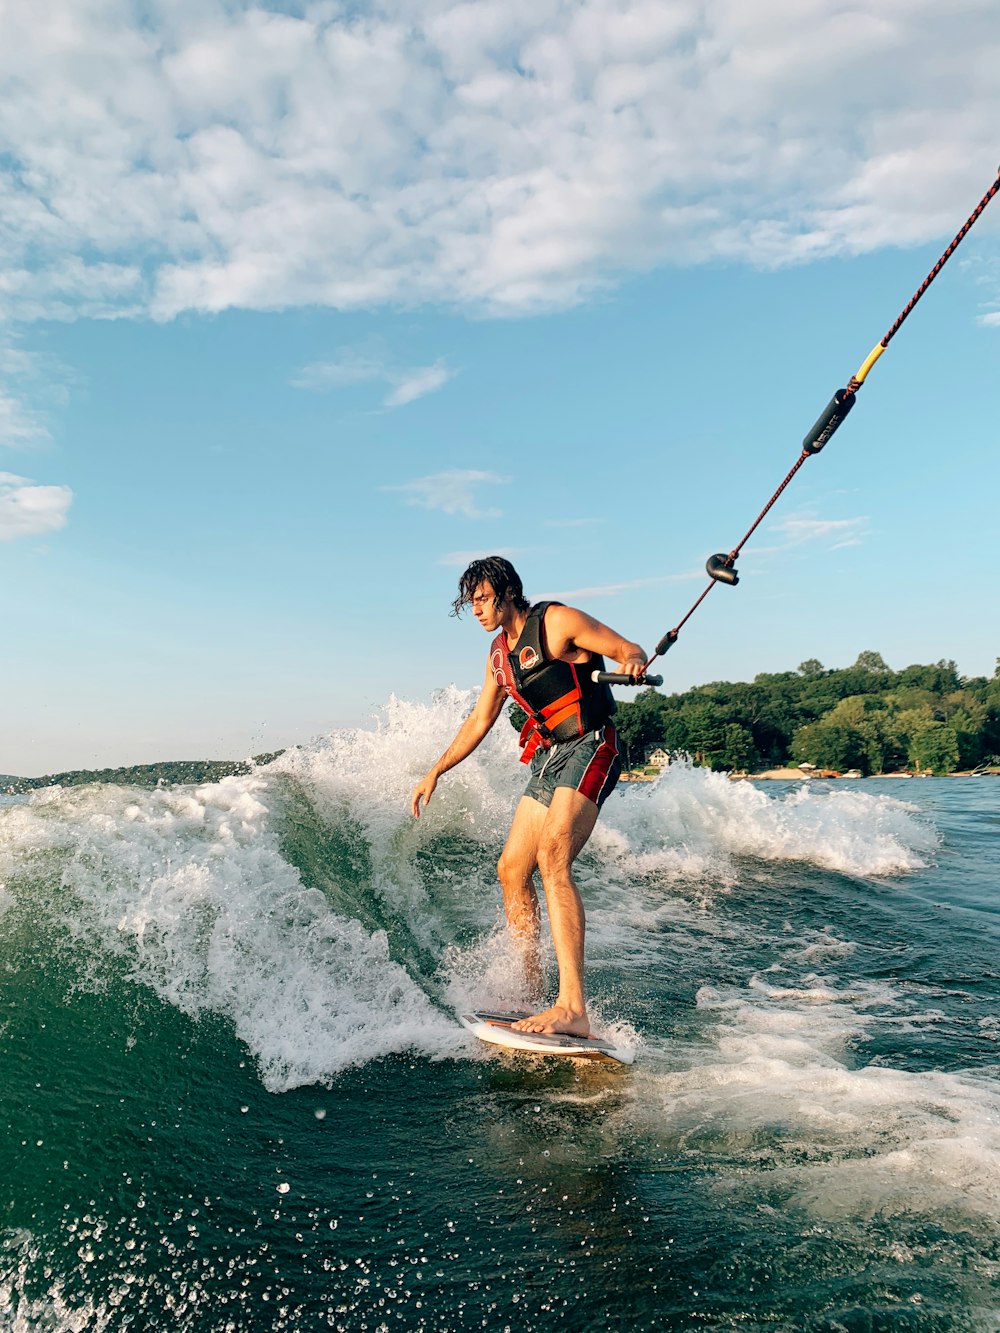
[516,685,584,763]
[538,686,581,721]
[518,719,545,764]
[537,700,582,735]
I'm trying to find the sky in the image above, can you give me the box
[1,0,998,776]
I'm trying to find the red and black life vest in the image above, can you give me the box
[490,602,616,763]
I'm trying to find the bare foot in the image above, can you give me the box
[511,1005,590,1037]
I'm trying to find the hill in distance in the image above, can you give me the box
[3,753,284,794]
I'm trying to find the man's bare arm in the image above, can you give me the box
[544,605,648,680]
[411,661,507,817]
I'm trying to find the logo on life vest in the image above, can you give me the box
[518,646,539,670]
[490,647,506,687]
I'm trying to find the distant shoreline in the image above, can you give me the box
[5,759,999,797]
[1,752,284,794]
[621,767,1000,783]
[739,768,999,781]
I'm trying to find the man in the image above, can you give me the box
[410,556,648,1037]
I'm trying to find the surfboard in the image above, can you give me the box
[459,1010,635,1065]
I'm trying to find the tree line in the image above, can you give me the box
[7,654,999,792]
[4,753,284,794]
[610,652,1000,775]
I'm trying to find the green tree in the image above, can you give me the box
[614,688,669,768]
[720,723,756,772]
[907,721,959,775]
[948,708,983,769]
[853,650,892,674]
[897,661,961,693]
[817,695,900,773]
[793,721,869,773]
[593,648,994,776]
[894,705,934,769]
[677,699,729,768]
[938,693,986,768]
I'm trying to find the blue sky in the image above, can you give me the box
[1,0,998,775]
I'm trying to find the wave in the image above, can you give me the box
[0,691,938,1092]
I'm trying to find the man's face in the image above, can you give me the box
[471,581,505,631]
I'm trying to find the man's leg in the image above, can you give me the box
[511,786,599,1036]
[496,796,549,999]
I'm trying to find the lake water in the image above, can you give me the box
[2,694,998,1330]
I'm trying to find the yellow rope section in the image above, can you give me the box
[853,342,886,385]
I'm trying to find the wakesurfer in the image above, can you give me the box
[410,556,648,1037]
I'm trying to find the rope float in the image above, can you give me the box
[640,165,1000,679]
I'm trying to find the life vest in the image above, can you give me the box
[490,602,616,763]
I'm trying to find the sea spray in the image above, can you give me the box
[0,774,458,1090]
[0,700,942,1094]
[632,980,1000,1231]
[600,759,939,880]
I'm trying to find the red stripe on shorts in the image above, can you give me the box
[577,724,620,807]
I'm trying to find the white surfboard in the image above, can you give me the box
[459,1010,635,1065]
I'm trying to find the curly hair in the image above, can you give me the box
[451,556,530,617]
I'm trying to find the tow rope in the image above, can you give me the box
[642,165,1000,678]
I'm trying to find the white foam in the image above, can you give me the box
[274,688,523,837]
[0,776,460,1091]
[0,696,944,1093]
[600,759,938,879]
[0,1228,118,1333]
[636,972,1000,1232]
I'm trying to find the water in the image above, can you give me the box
[2,690,999,1331]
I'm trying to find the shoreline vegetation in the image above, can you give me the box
[610,649,1000,780]
[4,758,996,797]
[4,651,998,794]
[620,766,1000,782]
[0,754,284,795]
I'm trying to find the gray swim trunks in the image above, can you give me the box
[523,724,622,811]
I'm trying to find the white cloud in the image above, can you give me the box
[765,514,869,551]
[290,352,386,391]
[552,513,867,602]
[384,362,453,407]
[0,471,72,540]
[387,469,508,518]
[291,348,454,406]
[0,338,61,446]
[978,312,1000,328]
[546,570,705,601]
[0,388,49,447]
[542,516,602,529]
[0,0,996,323]
[438,546,523,567]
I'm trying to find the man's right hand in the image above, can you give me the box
[621,650,648,681]
[411,772,438,818]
